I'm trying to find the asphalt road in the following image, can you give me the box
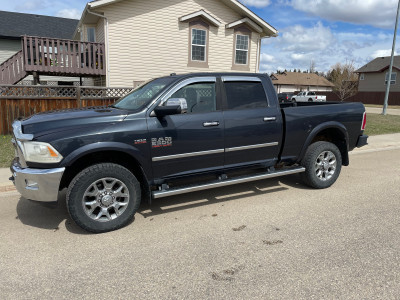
[0,149,399,299]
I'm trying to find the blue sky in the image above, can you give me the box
[0,0,398,74]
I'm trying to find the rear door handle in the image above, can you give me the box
[203,121,220,127]
[263,117,276,122]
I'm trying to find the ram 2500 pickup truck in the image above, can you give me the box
[10,73,368,233]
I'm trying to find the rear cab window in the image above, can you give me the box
[222,78,268,110]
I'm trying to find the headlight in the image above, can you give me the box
[19,141,63,163]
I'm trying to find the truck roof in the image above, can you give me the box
[159,72,269,81]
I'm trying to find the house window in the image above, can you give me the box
[87,27,96,42]
[385,72,397,85]
[235,34,249,65]
[360,73,365,80]
[191,29,206,61]
[187,20,209,68]
[231,27,251,71]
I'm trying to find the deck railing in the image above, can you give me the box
[22,35,106,76]
[0,50,26,85]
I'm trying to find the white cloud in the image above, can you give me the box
[288,0,398,29]
[259,21,394,74]
[371,49,398,59]
[278,22,334,52]
[260,53,275,63]
[56,8,81,19]
[239,0,271,8]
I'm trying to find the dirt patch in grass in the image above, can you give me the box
[364,114,400,136]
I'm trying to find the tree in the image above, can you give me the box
[310,60,316,73]
[327,61,358,101]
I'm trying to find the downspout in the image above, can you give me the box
[87,9,110,87]
[255,36,261,73]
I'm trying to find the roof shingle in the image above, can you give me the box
[356,56,400,73]
[0,10,79,40]
[270,72,334,87]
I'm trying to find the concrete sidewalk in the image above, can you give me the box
[365,107,400,115]
[1,132,400,191]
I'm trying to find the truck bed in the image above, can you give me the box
[279,101,365,164]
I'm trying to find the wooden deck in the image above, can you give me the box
[0,35,106,84]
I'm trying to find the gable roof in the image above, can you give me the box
[179,10,222,27]
[270,72,334,87]
[356,56,400,73]
[87,0,277,37]
[0,10,79,40]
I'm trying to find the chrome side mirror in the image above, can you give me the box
[165,98,187,113]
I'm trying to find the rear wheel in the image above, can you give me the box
[67,163,141,233]
[300,141,342,189]
[308,98,313,102]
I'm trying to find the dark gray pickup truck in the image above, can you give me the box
[10,73,368,232]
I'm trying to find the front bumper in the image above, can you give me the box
[356,134,368,148]
[10,162,65,202]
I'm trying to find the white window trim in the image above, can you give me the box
[87,27,96,42]
[235,34,249,65]
[360,73,365,80]
[385,72,397,85]
[191,28,207,62]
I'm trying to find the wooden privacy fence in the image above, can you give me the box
[316,91,400,105]
[0,85,135,135]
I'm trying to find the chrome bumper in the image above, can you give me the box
[10,163,65,202]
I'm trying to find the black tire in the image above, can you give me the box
[66,163,141,233]
[308,98,313,102]
[300,141,342,189]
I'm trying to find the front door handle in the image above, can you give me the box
[203,121,220,127]
[263,117,276,122]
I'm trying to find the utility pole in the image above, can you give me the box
[383,0,400,115]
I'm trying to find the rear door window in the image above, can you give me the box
[224,81,268,110]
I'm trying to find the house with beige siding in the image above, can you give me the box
[74,0,278,87]
[356,56,400,92]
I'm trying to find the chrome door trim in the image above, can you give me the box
[203,121,220,127]
[263,117,276,122]
[221,76,262,82]
[225,142,279,153]
[152,148,224,162]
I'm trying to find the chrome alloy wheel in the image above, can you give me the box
[314,151,337,181]
[82,178,130,222]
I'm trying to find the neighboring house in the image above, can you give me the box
[270,72,334,93]
[356,56,400,92]
[0,11,81,85]
[74,0,278,87]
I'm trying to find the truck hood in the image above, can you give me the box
[21,106,129,137]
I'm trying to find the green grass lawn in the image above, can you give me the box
[0,135,13,168]
[0,114,399,168]
[364,114,400,136]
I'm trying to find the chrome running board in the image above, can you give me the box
[152,167,305,199]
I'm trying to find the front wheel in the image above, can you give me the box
[300,141,342,189]
[66,163,141,233]
[308,98,313,102]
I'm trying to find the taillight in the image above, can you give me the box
[286,96,288,100]
[361,112,366,130]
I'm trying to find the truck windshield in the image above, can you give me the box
[113,77,174,111]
